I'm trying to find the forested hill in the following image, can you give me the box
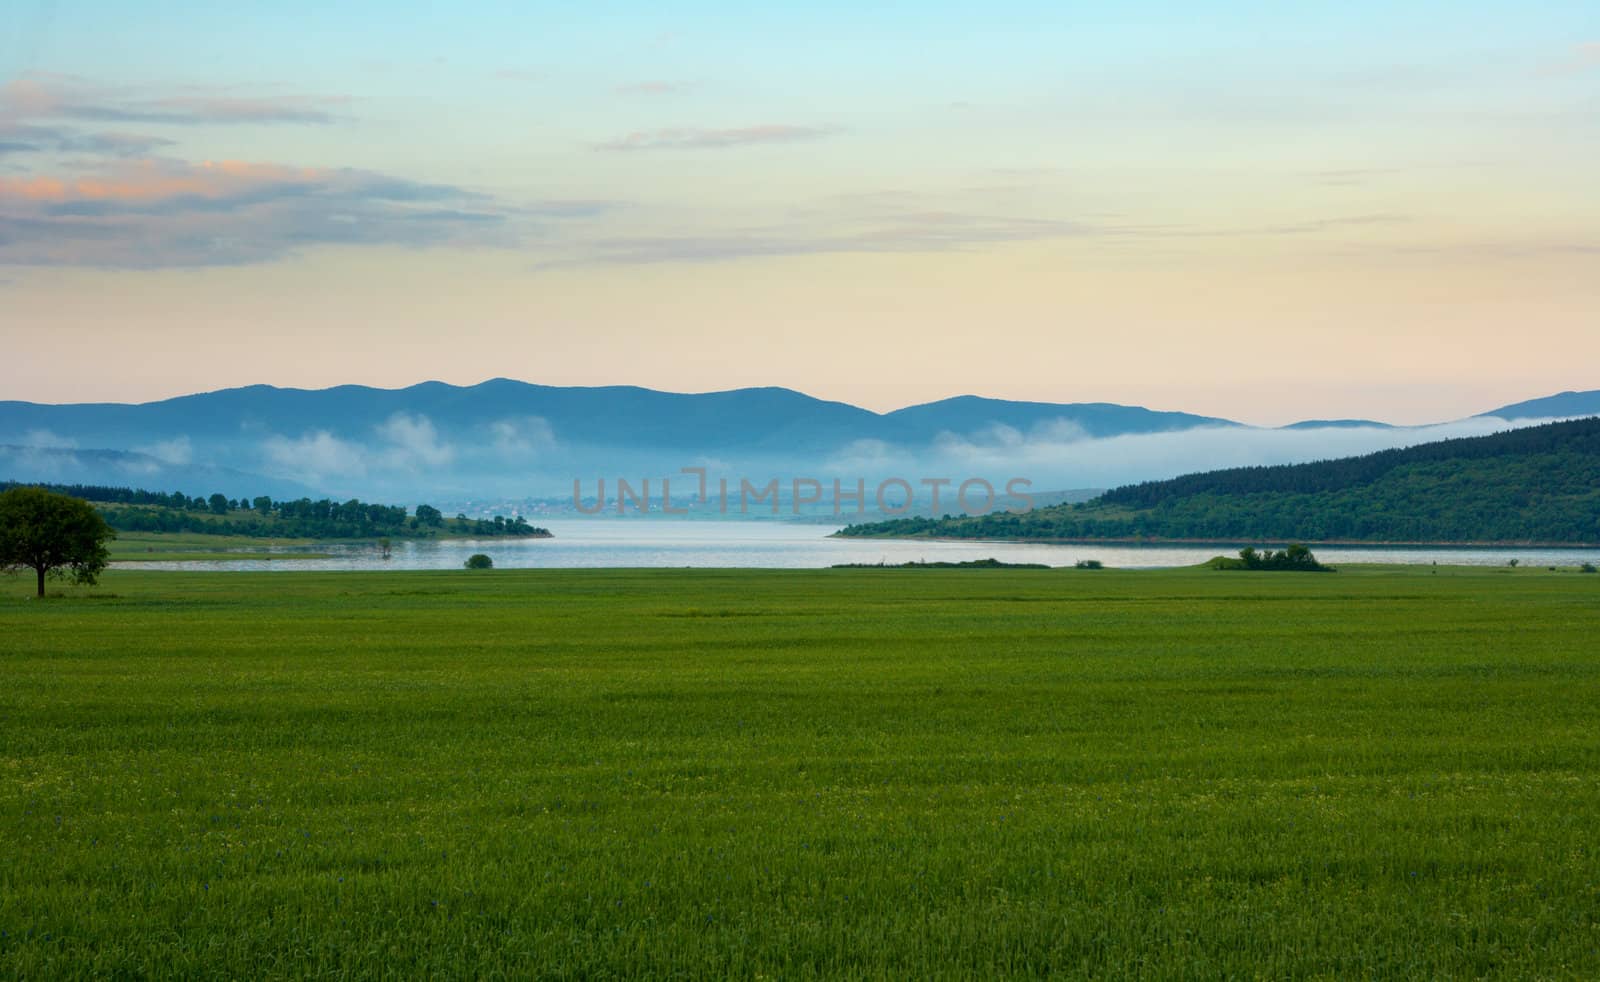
[838,417,1600,545]
[1099,418,1600,508]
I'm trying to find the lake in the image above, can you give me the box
[114,519,1600,571]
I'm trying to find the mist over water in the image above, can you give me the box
[114,519,1600,572]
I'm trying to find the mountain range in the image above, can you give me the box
[1,380,1596,503]
[0,380,1233,452]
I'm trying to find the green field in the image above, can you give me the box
[3,566,1599,977]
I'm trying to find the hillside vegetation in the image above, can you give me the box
[840,417,1600,544]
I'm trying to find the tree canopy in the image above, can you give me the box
[0,486,116,597]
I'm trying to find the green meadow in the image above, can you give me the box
[3,566,1599,977]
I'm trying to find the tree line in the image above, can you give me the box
[0,482,548,540]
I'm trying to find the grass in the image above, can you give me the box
[3,566,1599,977]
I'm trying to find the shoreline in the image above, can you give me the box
[829,533,1600,549]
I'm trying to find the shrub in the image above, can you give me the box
[1075,559,1104,570]
[1582,563,1597,574]
[464,553,493,570]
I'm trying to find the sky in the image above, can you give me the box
[1,1,1596,426]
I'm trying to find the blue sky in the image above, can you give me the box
[1,1,1596,422]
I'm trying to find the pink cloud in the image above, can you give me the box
[0,160,328,203]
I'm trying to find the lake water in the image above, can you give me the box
[115,519,1600,571]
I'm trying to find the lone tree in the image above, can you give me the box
[0,487,116,597]
[464,553,493,570]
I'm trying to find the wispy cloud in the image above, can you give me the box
[0,443,190,481]
[489,417,557,457]
[1248,213,1408,236]
[0,121,178,157]
[521,200,617,218]
[539,184,1405,268]
[263,431,369,482]
[823,417,1559,490]
[0,74,617,267]
[134,436,194,466]
[1367,239,1600,260]
[542,209,1107,267]
[18,429,77,449]
[613,80,689,95]
[0,158,529,267]
[375,413,455,470]
[0,74,343,166]
[1308,167,1403,186]
[2,74,347,126]
[260,412,558,487]
[594,124,836,152]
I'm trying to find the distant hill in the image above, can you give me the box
[838,417,1600,545]
[880,395,1229,439]
[1280,419,1395,430]
[0,379,1240,452]
[1480,390,1600,421]
[0,381,876,454]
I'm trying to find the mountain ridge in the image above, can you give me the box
[1479,390,1600,421]
[0,378,1247,461]
[3,379,1594,501]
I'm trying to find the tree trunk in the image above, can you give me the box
[36,566,45,598]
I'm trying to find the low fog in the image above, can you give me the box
[844,416,1550,492]
[2,411,1574,508]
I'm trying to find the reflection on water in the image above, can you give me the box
[114,519,1600,571]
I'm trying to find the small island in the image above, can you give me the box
[831,558,1050,569]
[1206,545,1335,572]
